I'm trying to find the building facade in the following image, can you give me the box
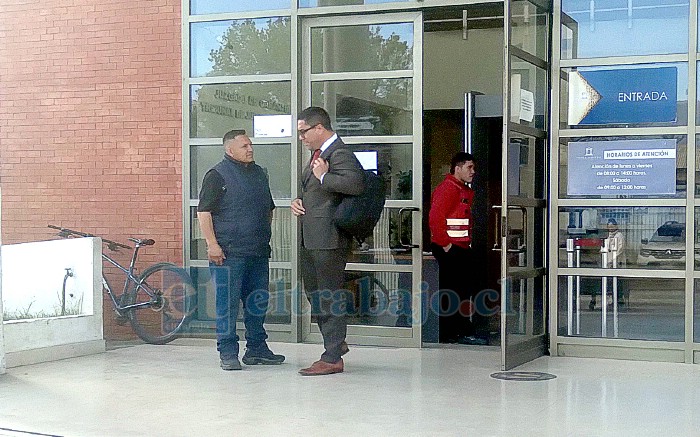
[2,0,699,367]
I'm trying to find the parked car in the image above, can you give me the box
[637,221,685,266]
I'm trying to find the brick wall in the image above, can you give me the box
[0,0,183,339]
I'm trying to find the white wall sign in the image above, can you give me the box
[253,114,292,137]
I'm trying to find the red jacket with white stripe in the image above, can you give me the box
[429,173,474,249]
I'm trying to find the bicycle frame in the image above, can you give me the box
[102,248,158,314]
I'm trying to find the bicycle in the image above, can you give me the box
[48,224,196,344]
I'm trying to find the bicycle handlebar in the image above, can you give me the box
[48,224,132,251]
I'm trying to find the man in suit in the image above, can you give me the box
[291,107,365,376]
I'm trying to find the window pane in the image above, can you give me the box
[190,82,291,139]
[190,144,291,199]
[696,63,700,125]
[191,0,290,15]
[561,0,688,59]
[508,134,546,199]
[191,207,291,262]
[191,18,291,77]
[694,134,700,197]
[558,206,686,270]
[558,276,684,341]
[348,143,412,199]
[311,79,412,136]
[695,280,700,342]
[511,60,548,130]
[693,208,700,269]
[511,0,548,59]
[300,0,408,7]
[347,207,414,265]
[267,268,292,324]
[186,266,291,327]
[558,136,687,199]
[560,64,688,129]
[342,270,412,328]
[311,23,413,73]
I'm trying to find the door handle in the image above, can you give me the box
[491,205,527,254]
[398,207,420,249]
[492,205,503,252]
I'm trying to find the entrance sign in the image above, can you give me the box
[567,139,677,196]
[568,67,677,125]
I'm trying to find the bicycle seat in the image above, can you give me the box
[129,238,155,246]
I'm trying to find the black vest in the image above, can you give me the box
[212,158,273,257]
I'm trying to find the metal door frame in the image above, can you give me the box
[300,12,424,347]
[500,0,552,370]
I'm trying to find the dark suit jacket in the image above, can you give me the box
[300,136,364,250]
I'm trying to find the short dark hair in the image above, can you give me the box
[298,107,332,131]
[450,152,475,174]
[223,129,246,145]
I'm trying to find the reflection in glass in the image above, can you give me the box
[508,134,545,198]
[186,266,292,327]
[189,266,217,323]
[557,207,686,270]
[558,276,684,341]
[191,0,290,15]
[346,143,412,200]
[560,64,689,129]
[190,83,291,139]
[190,207,292,263]
[558,136,687,199]
[693,208,700,269]
[506,207,545,270]
[347,208,414,265]
[311,23,413,74]
[560,0,688,59]
[311,79,412,136]
[343,270,412,328]
[191,18,291,77]
[506,276,546,337]
[511,0,548,59]
[300,0,408,7]
[190,144,291,199]
[270,208,292,262]
[268,268,292,324]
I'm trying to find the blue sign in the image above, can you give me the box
[567,139,677,196]
[568,67,677,125]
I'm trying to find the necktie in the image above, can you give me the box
[310,149,321,167]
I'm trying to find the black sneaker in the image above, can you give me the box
[242,347,285,365]
[220,356,242,371]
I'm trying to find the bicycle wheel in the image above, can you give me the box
[126,262,196,345]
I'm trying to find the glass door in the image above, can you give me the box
[499,0,550,370]
[301,12,423,347]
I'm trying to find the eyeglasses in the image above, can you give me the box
[298,124,318,137]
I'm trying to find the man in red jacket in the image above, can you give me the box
[429,152,487,345]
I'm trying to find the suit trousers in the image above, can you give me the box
[300,246,350,363]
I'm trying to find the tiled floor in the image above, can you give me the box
[0,339,699,436]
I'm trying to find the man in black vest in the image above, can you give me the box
[292,107,365,376]
[197,129,285,371]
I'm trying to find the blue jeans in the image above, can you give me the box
[210,256,270,359]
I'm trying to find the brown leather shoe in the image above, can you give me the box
[298,359,344,376]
